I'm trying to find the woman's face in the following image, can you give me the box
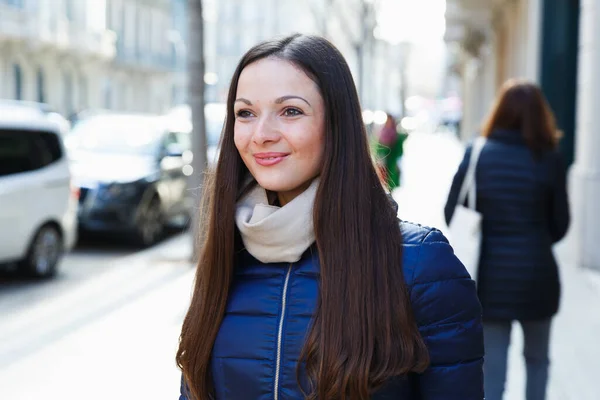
[234,57,325,206]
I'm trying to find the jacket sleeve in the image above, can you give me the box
[444,145,472,225]
[179,375,188,400]
[411,229,484,399]
[549,152,570,243]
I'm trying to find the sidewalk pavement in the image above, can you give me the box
[393,131,600,400]
[0,234,195,400]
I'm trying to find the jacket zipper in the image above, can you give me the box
[274,264,293,400]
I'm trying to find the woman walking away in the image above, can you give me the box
[178,34,484,400]
[445,79,570,400]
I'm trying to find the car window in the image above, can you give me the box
[163,132,179,148]
[66,116,163,155]
[169,131,191,150]
[0,129,62,177]
[161,132,179,155]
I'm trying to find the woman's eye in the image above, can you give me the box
[235,110,253,118]
[283,108,303,117]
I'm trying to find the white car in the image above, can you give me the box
[0,106,78,278]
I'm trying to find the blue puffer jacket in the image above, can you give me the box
[180,222,484,399]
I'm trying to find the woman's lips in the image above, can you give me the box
[253,152,290,166]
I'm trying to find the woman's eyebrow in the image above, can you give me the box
[234,96,312,107]
[275,95,311,107]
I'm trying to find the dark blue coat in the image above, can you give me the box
[445,129,570,321]
[180,222,484,399]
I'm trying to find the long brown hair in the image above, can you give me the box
[176,34,429,400]
[481,79,559,155]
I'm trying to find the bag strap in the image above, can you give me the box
[457,137,486,209]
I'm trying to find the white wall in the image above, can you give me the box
[524,0,542,81]
[571,0,600,271]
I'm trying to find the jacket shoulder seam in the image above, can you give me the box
[411,228,438,284]
[422,356,482,369]
[418,316,478,330]
[411,276,469,287]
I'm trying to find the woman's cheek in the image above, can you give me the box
[234,127,250,151]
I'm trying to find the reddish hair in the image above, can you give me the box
[481,79,559,155]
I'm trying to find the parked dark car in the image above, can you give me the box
[65,113,193,246]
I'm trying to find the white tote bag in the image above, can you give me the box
[448,138,486,282]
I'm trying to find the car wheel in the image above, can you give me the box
[21,225,63,278]
[136,198,164,247]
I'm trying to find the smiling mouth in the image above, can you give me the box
[253,153,290,166]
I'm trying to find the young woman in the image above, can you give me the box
[178,34,484,400]
[445,80,570,400]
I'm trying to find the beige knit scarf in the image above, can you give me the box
[235,178,319,263]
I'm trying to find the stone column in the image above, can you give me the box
[525,0,542,82]
[481,45,497,116]
[571,0,600,270]
[460,57,481,140]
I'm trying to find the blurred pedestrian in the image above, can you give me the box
[373,113,407,189]
[444,79,570,400]
[176,34,484,400]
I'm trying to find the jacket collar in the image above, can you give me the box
[489,128,526,145]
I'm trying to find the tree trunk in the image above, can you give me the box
[187,0,207,262]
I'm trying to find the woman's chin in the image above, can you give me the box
[254,177,305,194]
[255,180,291,193]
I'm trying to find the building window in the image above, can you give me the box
[134,7,141,56]
[64,72,73,115]
[4,0,24,8]
[106,0,113,28]
[13,64,23,100]
[146,18,151,57]
[0,130,63,177]
[65,0,74,20]
[37,68,45,103]
[79,75,88,109]
[124,3,135,52]
[103,79,112,109]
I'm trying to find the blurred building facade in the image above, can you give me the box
[1,0,409,117]
[0,0,116,116]
[105,0,178,113]
[444,0,543,141]
[445,0,600,272]
[201,0,406,115]
[0,0,181,116]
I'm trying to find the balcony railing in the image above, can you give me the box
[113,38,176,72]
[0,2,28,40]
[0,6,116,60]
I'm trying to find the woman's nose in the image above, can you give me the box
[252,115,280,144]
